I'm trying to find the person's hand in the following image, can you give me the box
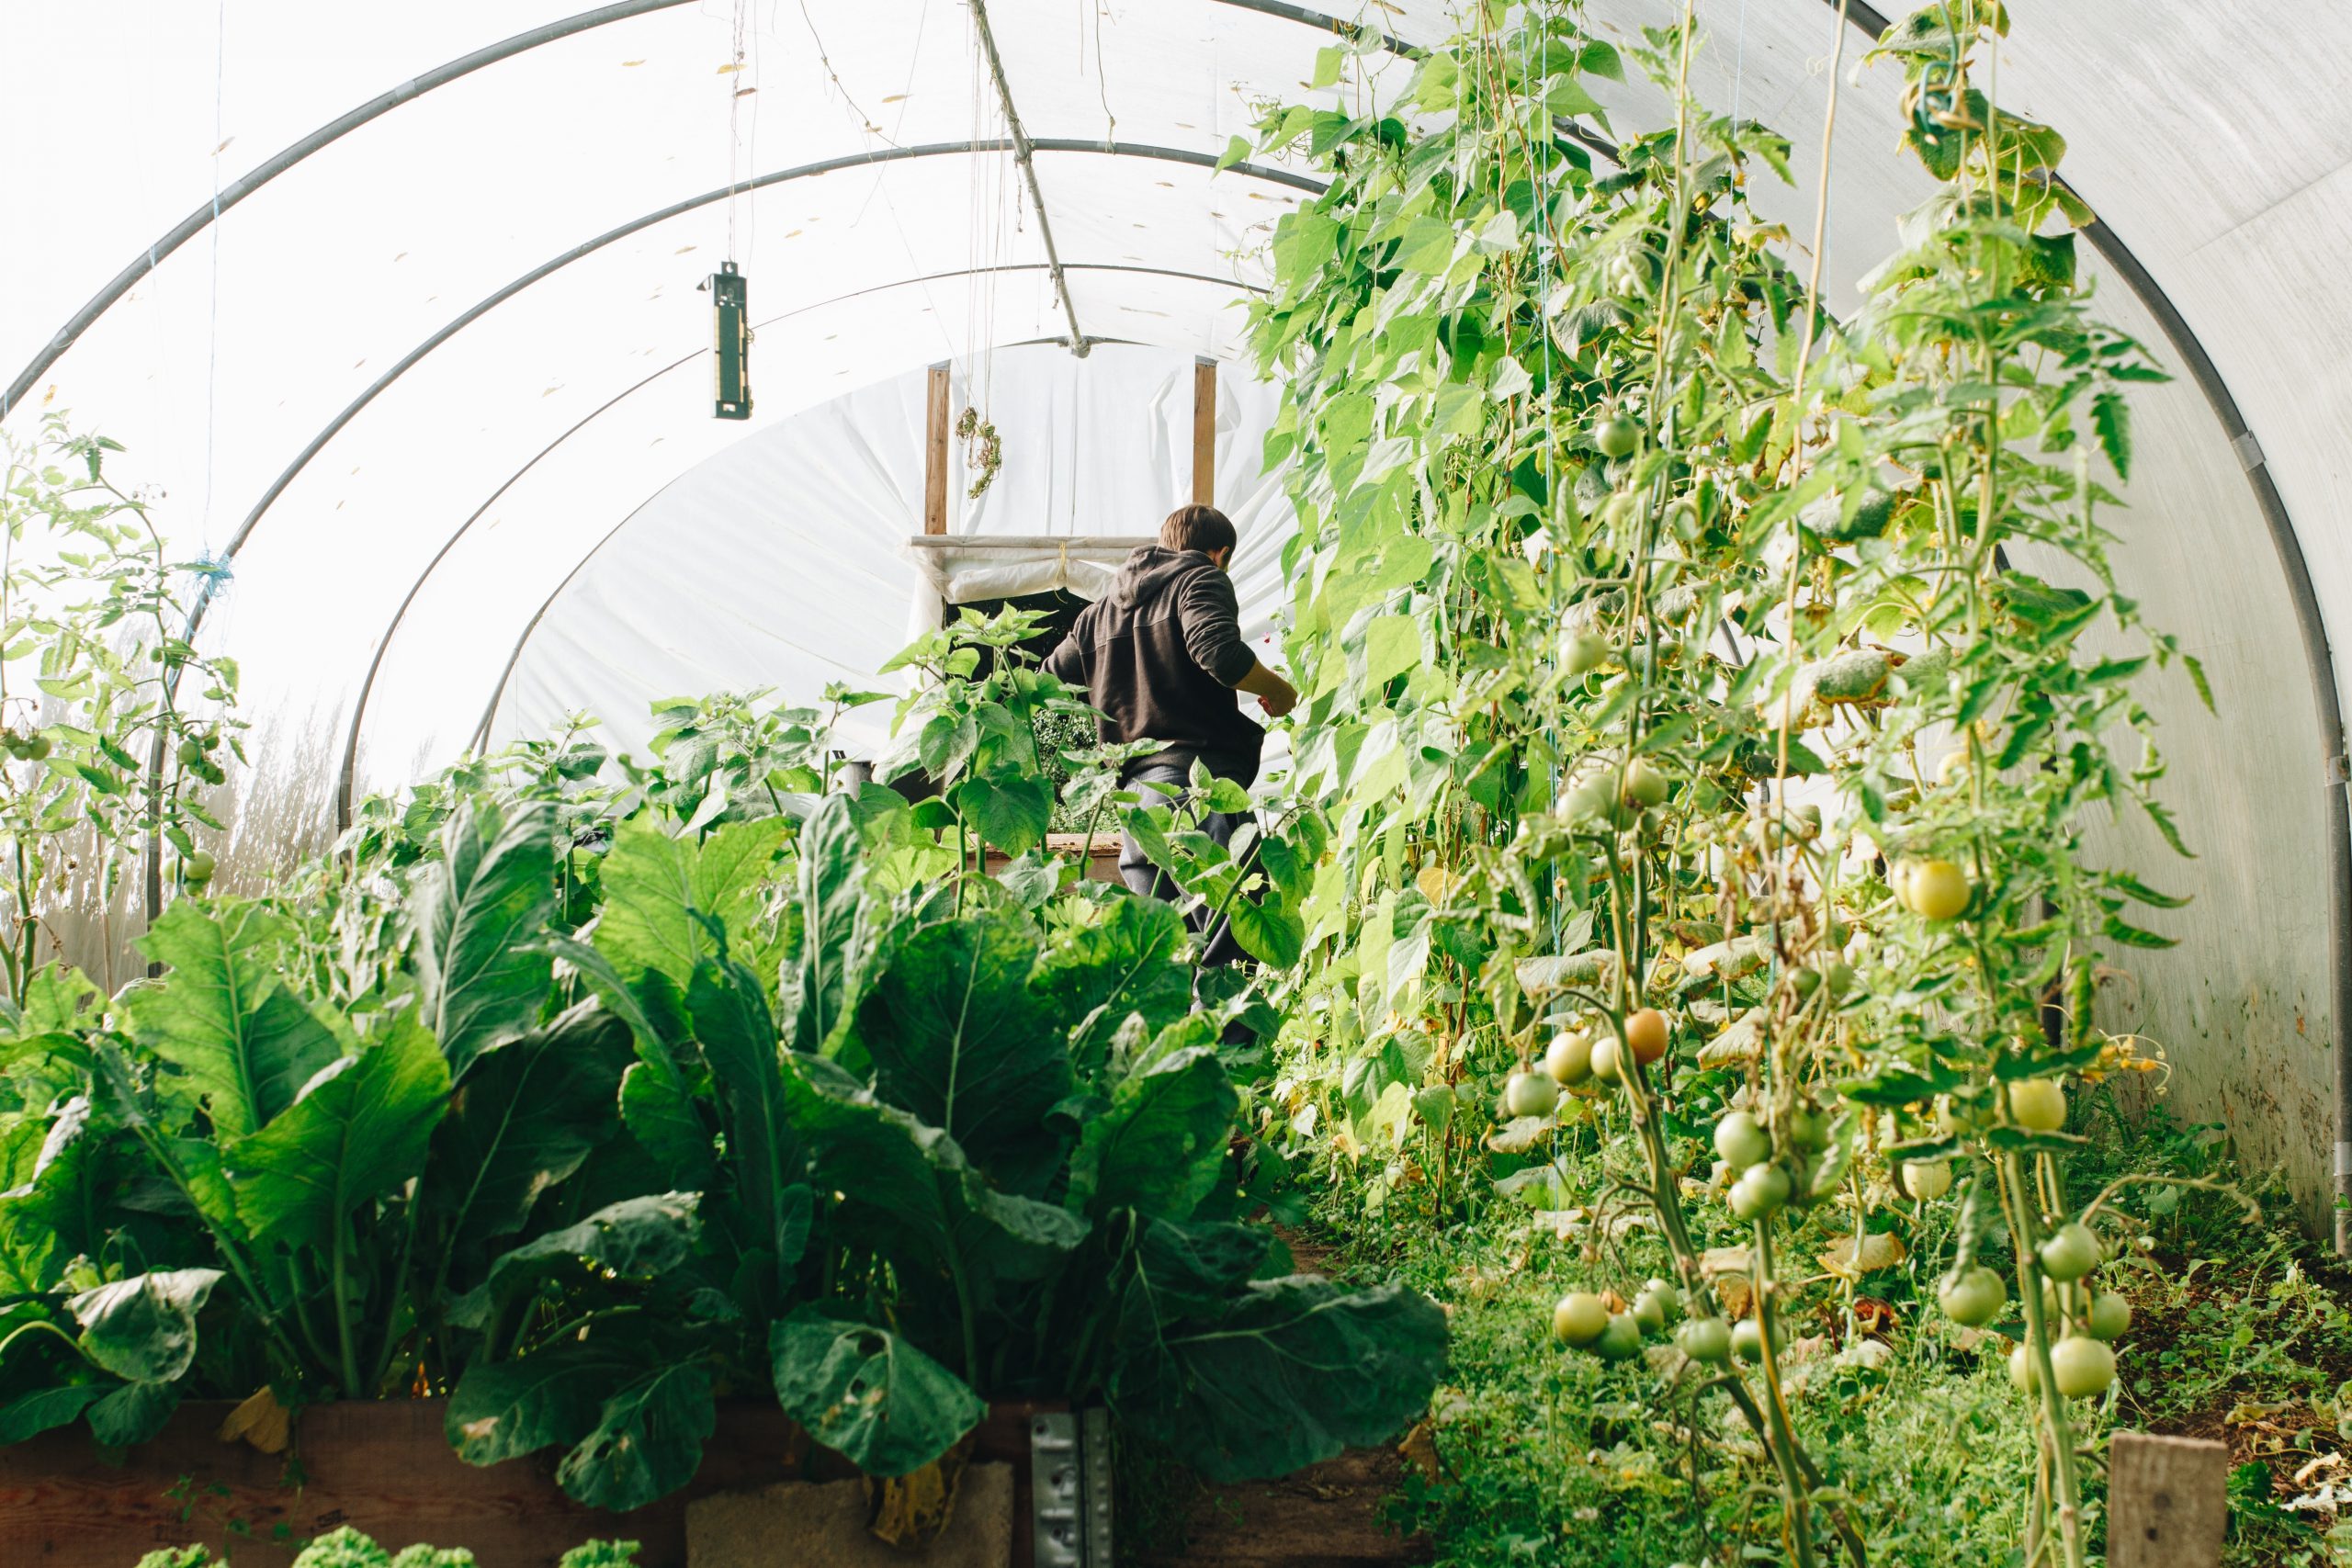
[1258,679,1298,718]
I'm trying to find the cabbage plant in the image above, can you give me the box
[0,759,1442,1510]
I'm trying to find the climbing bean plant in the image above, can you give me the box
[1238,3,2203,1563]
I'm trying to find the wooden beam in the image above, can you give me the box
[1192,356,1217,505]
[2109,1431,2228,1568]
[923,362,951,535]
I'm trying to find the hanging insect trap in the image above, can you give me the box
[703,261,752,419]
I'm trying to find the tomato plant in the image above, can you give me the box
[0,415,243,998]
[1233,2,2206,1562]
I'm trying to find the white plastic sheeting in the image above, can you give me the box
[6,0,2351,1221]
[467,344,1294,771]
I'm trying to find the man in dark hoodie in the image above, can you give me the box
[1044,504,1297,952]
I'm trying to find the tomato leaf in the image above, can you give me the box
[2091,390,2132,479]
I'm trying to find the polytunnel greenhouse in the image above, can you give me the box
[5,0,2351,1563]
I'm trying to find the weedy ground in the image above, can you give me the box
[1126,1108,2352,1568]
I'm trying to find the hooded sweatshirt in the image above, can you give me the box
[1044,546,1265,783]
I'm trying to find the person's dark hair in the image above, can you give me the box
[1159,503,1238,557]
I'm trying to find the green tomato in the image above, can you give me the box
[22,734,51,761]
[2049,1335,2116,1399]
[1730,1315,1776,1365]
[1620,757,1669,808]
[1938,1265,2007,1327]
[1677,1317,1733,1364]
[2008,1077,2068,1132]
[1632,1285,1676,1335]
[2037,1222,2102,1283]
[2008,1343,2037,1393]
[1552,1292,1610,1347]
[1560,776,1623,826]
[2086,1292,2132,1342]
[1590,1035,1623,1085]
[1728,1162,1792,1220]
[1544,1029,1594,1087]
[182,850,216,886]
[1824,960,1856,998]
[1713,1111,1771,1171]
[1899,857,1972,919]
[177,737,207,768]
[1595,1313,1645,1362]
[1505,1071,1561,1119]
[1902,1159,1953,1201]
[1785,1105,1831,1153]
[1592,414,1640,458]
[1561,631,1611,675]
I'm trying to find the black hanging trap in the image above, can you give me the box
[701,260,752,419]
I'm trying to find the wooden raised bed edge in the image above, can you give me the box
[0,1397,1057,1568]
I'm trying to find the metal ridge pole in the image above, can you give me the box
[1,0,698,421]
[967,0,1090,356]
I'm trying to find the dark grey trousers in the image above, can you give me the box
[1119,761,1246,966]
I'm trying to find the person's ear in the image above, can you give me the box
[1215,547,1235,570]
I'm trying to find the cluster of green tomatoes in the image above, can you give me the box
[0,727,53,761]
[1551,1276,1774,1367]
[1929,1078,2125,1399]
[1501,1007,1672,1120]
[176,729,228,786]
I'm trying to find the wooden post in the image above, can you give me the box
[1192,355,1217,506]
[923,361,952,535]
[2109,1431,2228,1568]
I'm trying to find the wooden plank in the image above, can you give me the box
[1192,357,1217,506]
[925,361,953,536]
[0,1398,1048,1568]
[2109,1431,2228,1568]
[1136,1449,1427,1567]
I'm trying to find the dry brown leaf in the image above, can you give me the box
[1397,1420,1442,1482]
[1698,1008,1768,1068]
[2293,1452,2344,1486]
[1487,1115,1551,1155]
[866,1435,973,1549]
[218,1385,291,1454]
[2226,1400,2295,1426]
[1818,1231,1907,1279]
